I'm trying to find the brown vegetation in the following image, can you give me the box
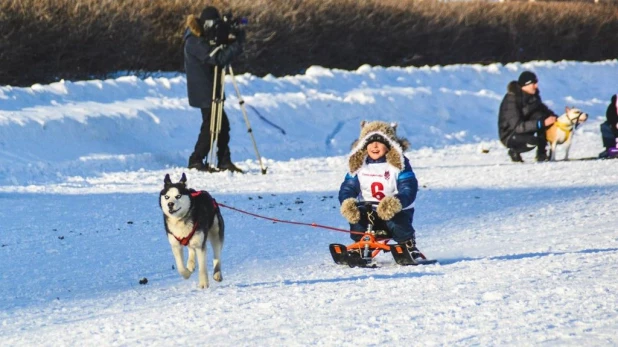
[0,0,617,86]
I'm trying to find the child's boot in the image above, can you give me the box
[404,239,422,260]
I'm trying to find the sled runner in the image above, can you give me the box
[329,203,437,268]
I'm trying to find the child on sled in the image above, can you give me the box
[338,120,422,259]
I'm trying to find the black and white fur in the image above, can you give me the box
[159,173,224,289]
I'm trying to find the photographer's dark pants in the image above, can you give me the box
[189,107,231,165]
[600,121,618,149]
[349,206,416,243]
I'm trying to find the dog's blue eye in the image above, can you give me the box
[165,195,169,200]
[175,195,181,199]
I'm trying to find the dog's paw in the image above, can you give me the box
[179,269,192,279]
[198,280,209,289]
[187,259,196,272]
[213,271,223,282]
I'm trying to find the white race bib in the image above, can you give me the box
[357,162,399,203]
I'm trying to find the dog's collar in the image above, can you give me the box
[169,222,199,246]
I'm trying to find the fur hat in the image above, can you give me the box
[347,121,410,175]
[518,71,538,86]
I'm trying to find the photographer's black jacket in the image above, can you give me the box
[498,81,555,146]
[184,15,243,108]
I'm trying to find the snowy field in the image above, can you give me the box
[1,60,617,345]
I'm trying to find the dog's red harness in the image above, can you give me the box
[169,191,218,247]
[173,222,199,246]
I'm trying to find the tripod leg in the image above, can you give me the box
[210,67,226,168]
[228,66,267,174]
[208,66,228,169]
[207,66,220,168]
[207,108,219,168]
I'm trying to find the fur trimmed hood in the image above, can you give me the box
[186,14,204,37]
[347,121,410,175]
[507,81,520,94]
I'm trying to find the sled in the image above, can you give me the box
[329,203,437,268]
[329,238,437,268]
[328,230,390,268]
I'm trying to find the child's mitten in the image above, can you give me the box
[340,198,360,224]
[377,196,402,220]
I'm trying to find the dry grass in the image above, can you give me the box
[1,0,617,86]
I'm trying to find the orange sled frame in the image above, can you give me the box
[329,228,436,268]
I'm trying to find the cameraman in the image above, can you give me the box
[184,6,245,172]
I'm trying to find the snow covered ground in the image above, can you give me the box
[1,60,617,345]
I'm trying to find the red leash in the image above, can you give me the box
[217,203,364,235]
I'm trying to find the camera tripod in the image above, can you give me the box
[207,61,267,174]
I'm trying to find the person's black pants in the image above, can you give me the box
[190,107,231,165]
[507,113,549,156]
[506,133,541,154]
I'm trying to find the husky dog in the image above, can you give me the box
[159,173,224,289]
[546,107,588,161]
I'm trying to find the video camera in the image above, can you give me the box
[205,13,248,46]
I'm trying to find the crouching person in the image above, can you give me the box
[498,71,557,162]
[338,121,422,259]
[599,94,618,159]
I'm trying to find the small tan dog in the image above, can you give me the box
[545,107,588,161]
